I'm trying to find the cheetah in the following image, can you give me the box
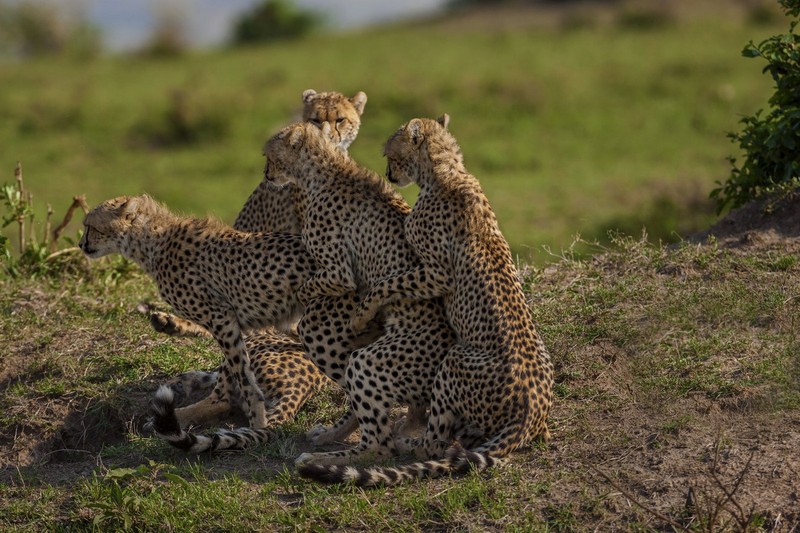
[299,115,554,486]
[261,121,456,465]
[79,195,316,437]
[149,88,367,337]
[151,330,327,453]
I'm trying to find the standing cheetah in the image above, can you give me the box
[149,89,367,337]
[261,122,456,466]
[300,115,554,486]
[151,330,327,453]
[79,195,316,441]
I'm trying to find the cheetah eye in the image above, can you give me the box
[335,118,346,124]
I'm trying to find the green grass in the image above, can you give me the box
[1,232,798,529]
[0,9,786,261]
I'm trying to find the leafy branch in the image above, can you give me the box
[713,0,800,212]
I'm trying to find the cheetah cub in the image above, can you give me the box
[149,89,367,337]
[79,195,315,435]
[152,330,326,453]
[301,115,554,486]
[262,122,456,467]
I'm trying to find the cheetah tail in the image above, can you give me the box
[297,447,503,487]
[150,385,274,454]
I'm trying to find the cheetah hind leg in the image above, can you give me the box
[307,408,359,445]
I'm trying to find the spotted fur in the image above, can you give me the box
[300,115,554,486]
[151,330,327,453]
[79,195,315,430]
[149,89,367,336]
[262,122,456,464]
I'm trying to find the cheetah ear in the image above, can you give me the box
[406,119,425,147]
[119,196,140,223]
[437,113,450,130]
[350,91,367,115]
[288,124,306,148]
[302,89,317,103]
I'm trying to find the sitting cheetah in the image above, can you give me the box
[300,115,554,486]
[261,122,456,465]
[79,195,315,433]
[151,330,327,453]
[149,89,367,338]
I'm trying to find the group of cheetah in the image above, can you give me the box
[79,89,554,486]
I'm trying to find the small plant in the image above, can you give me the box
[84,461,188,530]
[712,0,800,212]
[0,162,88,278]
[595,435,763,532]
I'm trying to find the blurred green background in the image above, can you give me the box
[0,0,785,263]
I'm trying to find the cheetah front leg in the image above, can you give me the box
[298,294,365,444]
[351,264,452,331]
[297,270,357,305]
[297,234,357,305]
[207,311,268,428]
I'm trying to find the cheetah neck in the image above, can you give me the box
[297,147,375,192]
[419,136,470,192]
[120,213,181,275]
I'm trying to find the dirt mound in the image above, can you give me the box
[690,189,800,248]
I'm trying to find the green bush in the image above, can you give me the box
[712,0,800,212]
[232,0,320,45]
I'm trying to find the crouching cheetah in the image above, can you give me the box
[261,122,456,466]
[151,330,327,453]
[149,89,367,338]
[79,195,315,436]
[300,115,554,486]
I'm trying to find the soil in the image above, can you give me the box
[690,189,800,249]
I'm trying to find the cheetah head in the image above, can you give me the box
[384,114,450,187]
[262,121,339,187]
[302,89,367,151]
[79,195,155,259]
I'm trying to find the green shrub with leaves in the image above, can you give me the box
[712,0,800,212]
[232,0,320,45]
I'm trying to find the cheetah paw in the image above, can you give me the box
[306,424,340,445]
[150,311,180,335]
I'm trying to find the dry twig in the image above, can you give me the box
[51,195,89,251]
